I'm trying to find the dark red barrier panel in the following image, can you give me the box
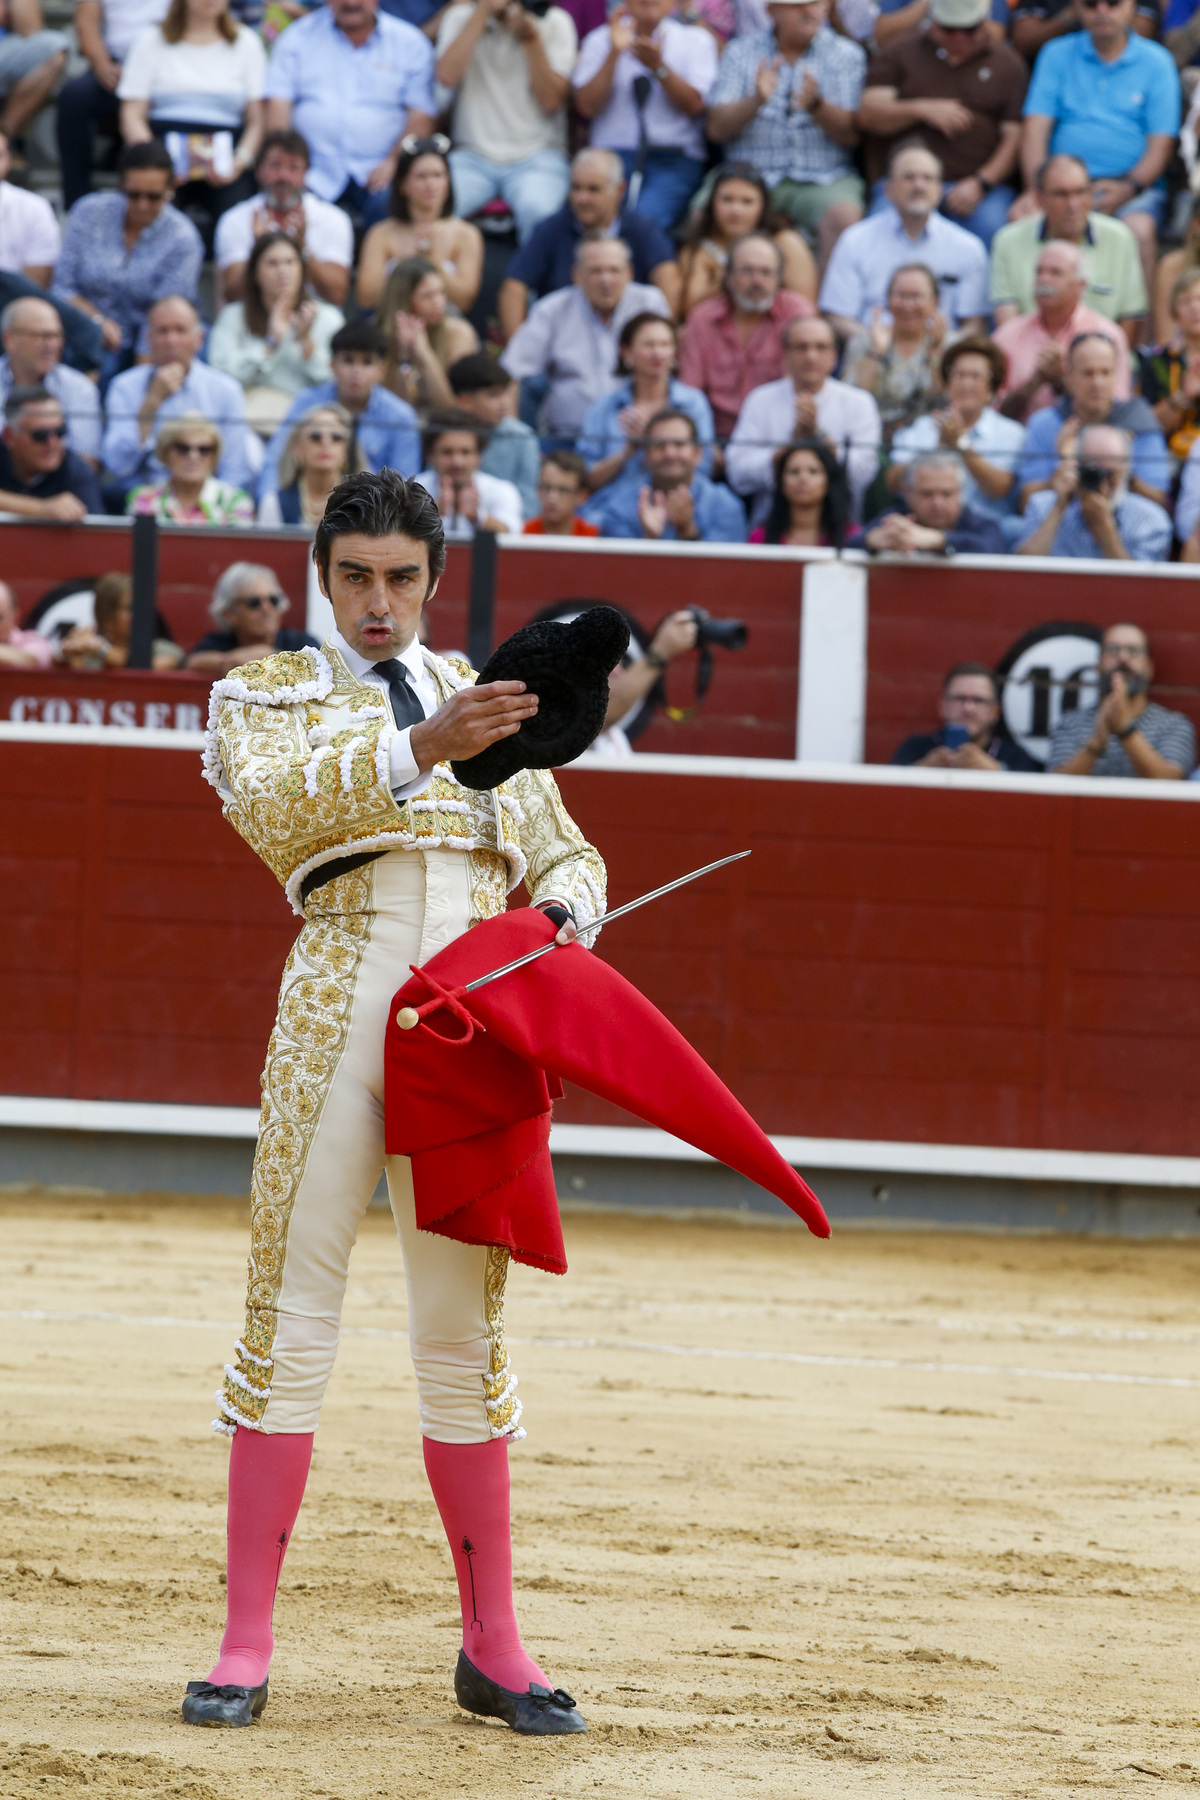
[3,739,1198,1158]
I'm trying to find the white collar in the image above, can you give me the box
[330,626,424,684]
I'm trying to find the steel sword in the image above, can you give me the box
[395,849,751,1029]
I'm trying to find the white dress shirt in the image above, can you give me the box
[414,467,524,536]
[0,180,61,273]
[725,374,882,519]
[329,627,435,801]
[213,190,355,272]
[819,205,989,331]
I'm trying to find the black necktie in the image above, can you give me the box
[373,657,424,731]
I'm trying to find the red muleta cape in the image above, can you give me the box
[384,908,830,1275]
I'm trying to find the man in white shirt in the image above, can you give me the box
[726,312,881,518]
[435,0,577,243]
[415,411,524,535]
[820,140,988,338]
[500,235,671,439]
[0,130,58,285]
[56,0,167,209]
[214,129,354,306]
[0,295,100,461]
[572,0,718,231]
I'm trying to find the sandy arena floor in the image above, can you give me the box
[2,1190,1200,1799]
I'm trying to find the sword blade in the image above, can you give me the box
[460,849,751,996]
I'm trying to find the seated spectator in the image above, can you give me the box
[497,147,680,341]
[858,0,1027,250]
[726,314,882,519]
[990,153,1146,340]
[1019,330,1170,510]
[103,295,257,495]
[1016,0,1179,300]
[1012,0,1158,62]
[820,142,988,339]
[53,141,204,368]
[60,570,182,669]
[677,231,815,442]
[0,127,59,285]
[0,296,101,463]
[117,0,267,242]
[356,133,483,314]
[185,559,319,675]
[706,0,866,268]
[524,447,600,533]
[1140,270,1200,465]
[263,0,435,226]
[257,401,364,526]
[1047,622,1195,778]
[676,160,817,320]
[207,231,342,435]
[1152,194,1200,344]
[748,435,851,544]
[128,412,255,521]
[864,448,1005,553]
[435,0,576,244]
[501,236,671,441]
[585,406,747,541]
[0,576,51,666]
[415,409,524,534]
[887,337,1024,523]
[263,318,420,492]
[1016,423,1172,560]
[892,661,1039,770]
[376,255,478,416]
[0,0,67,155]
[840,262,944,446]
[448,352,539,518]
[56,0,169,212]
[577,310,713,497]
[571,0,717,232]
[0,385,101,519]
[214,129,355,307]
[995,242,1131,423]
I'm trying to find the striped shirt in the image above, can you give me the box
[708,25,865,186]
[1048,700,1196,776]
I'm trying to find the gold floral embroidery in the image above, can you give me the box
[481,1247,524,1440]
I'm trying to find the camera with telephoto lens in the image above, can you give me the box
[687,606,748,703]
[1078,463,1106,493]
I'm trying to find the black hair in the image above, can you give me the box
[762,438,850,550]
[424,407,489,462]
[541,448,588,485]
[644,406,698,444]
[943,660,999,700]
[118,139,175,181]
[448,352,511,395]
[313,470,446,593]
[257,128,310,168]
[387,137,454,222]
[330,318,389,360]
[5,382,54,422]
[681,160,789,249]
[615,308,678,373]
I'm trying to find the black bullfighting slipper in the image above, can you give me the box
[454,1651,587,1736]
[181,1679,269,1727]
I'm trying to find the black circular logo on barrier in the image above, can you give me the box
[995,620,1103,770]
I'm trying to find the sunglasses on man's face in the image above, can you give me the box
[239,593,286,611]
[1079,1,1125,11]
[26,423,67,442]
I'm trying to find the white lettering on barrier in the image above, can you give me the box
[4,696,204,729]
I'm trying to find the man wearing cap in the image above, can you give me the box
[707,0,866,270]
[857,0,1028,249]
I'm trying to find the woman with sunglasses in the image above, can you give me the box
[128,412,255,522]
[185,559,319,675]
[357,135,484,314]
[676,163,817,321]
[376,255,478,415]
[208,231,345,435]
[257,401,366,526]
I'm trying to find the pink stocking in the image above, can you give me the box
[423,1436,548,1694]
[209,1428,313,1687]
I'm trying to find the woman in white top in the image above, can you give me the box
[357,135,484,315]
[118,0,266,241]
[207,231,343,434]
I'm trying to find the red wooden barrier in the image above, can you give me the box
[3,738,1197,1159]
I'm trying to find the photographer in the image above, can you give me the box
[601,608,698,745]
[434,0,577,244]
[1048,623,1195,779]
[1015,423,1172,562]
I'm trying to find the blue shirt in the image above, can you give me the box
[819,204,988,329]
[505,204,675,299]
[577,377,715,494]
[1016,487,1173,559]
[102,360,257,492]
[264,380,421,491]
[1017,399,1173,499]
[586,471,746,541]
[480,414,541,519]
[263,9,436,203]
[1023,31,1181,180]
[52,191,204,351]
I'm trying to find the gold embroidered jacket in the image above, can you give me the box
[202,642,606,925]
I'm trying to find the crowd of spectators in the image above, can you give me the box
[0,0,1198,560]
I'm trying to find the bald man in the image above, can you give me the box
[0,294,101,463]
[1015,422,1171,562]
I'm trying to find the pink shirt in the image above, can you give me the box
[993,304,1130,420]
[678,289,815,440]
[2,626,53,668]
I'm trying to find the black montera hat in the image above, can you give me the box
[451,605,630,789]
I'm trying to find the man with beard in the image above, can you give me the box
[1048,621,1195,778]
[215,130,353,306]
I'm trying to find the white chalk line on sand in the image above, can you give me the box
[2,1309,1199,1390]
